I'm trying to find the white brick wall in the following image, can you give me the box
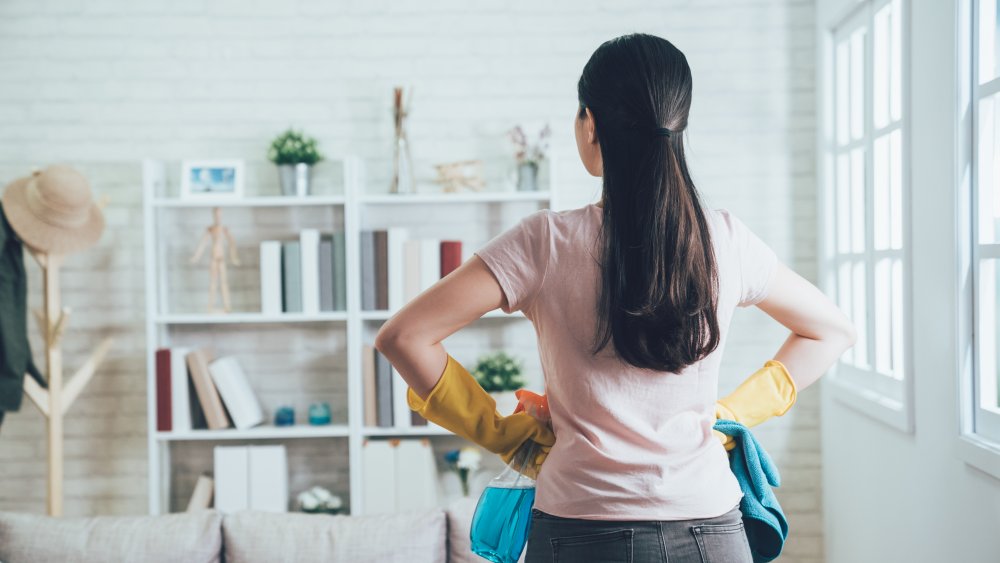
[0,1,819,560]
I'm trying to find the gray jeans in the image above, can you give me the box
[524,504,753,563]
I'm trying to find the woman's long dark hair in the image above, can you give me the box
[579,33,720,373]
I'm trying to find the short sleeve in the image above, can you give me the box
[473,210,551,314]
[717,209,778,308]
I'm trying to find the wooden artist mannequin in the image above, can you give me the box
[190,207,240,313]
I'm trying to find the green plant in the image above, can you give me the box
[267,128,324,165]
[472,351,526,393]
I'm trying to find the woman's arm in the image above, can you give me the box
[756,261,858,391]
[374,255,508,398]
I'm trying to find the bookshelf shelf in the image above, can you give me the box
[156,425,351,441]
[359,190,551,205]
[359,309,524,321]
[152,195,346,208]
[143,155,558,517]
[362,426,453,438]
[154,312,349,325]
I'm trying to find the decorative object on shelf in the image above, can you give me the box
[1,164,113,516]
[308,402,332,425]
[390,85,416,194]
[507,123,551,191]
[433,159,486,193]
[472,351,526,416]
[444,447,482,497]
[274,406,295,427]
[267,128,324,197]
[297,485,344,515]
[180,159,245,201]
[190,207,241,313]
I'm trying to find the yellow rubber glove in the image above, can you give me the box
[713,359,798,450]
[407,353,555,479]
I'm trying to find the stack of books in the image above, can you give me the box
[360,228,463,311]
[260,229,347,315]
[154,348,265,432]
[361,438,437,515]
[362,344,442,431]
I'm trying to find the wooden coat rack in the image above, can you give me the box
[21,250,113,516]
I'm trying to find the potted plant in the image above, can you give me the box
[507,123,551,191]
[297,485,343,515]
[472,351,526,416]
[268,128,324,197]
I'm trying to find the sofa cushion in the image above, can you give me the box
[0,509,222,563]
[221,508,447,563]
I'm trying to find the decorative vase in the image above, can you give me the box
[279,163,313,196]
[516,161,539,191]
[491,391,520,416]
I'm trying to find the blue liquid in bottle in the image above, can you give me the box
[470,485,536,563]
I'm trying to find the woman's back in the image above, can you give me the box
[474,202,777,520]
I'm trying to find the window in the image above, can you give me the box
[966,0,1000,449]
[825,0,913,431]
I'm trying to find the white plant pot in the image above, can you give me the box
[491,391,520,416]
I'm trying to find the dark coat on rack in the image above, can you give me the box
[0,201,44,427]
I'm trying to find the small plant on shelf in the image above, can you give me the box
[472,351,525,393]
[267,128,324,197]
[507,123,551,191]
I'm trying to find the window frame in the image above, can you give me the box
[821,0,915,433]
[957,0,1000,480]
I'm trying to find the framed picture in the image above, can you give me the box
[180,159,245,200]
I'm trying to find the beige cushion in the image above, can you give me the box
[0,510,222,563]
[446,496,525,563]
[221,509,447,563]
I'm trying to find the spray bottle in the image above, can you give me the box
[469,390,550,563]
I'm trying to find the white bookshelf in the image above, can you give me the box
[142,156,558,516]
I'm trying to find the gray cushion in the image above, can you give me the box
[222,509,447,563]
[0,509,222,563]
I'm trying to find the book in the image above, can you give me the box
[403,239,422,304]
[440,240,463,278]
[155,348,172,432]
[171,347,193,433]
[362,344,378,427]
[281,241,302,313]
[213,446,249,513]
[186,348,232,430]
[248,445,288,512]
[387,227,409,311]
[259,241,283,315]
[318,234,334,312]
[332,231,347,311]
[208,356,264,430]
[361,231,375,310]
[300,229,321,314]
[419,238,441,291]
[361,439,396,515]
[394,439,438,512]
[392,366,411,429]
[189,372,208,430]
[374,230,388,310]
[374,349,393,427]
[186,473,214,512]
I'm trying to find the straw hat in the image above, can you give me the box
[1,165,105,255]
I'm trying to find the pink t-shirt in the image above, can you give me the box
[473,202,778,521]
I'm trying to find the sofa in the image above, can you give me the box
[0,496,525,563]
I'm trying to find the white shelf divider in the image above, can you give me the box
[142,155,557,517]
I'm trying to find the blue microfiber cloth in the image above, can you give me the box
[713,419,788,563]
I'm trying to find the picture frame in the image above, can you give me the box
[180,159,245,200]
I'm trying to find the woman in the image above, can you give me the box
[375,32,856,563]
